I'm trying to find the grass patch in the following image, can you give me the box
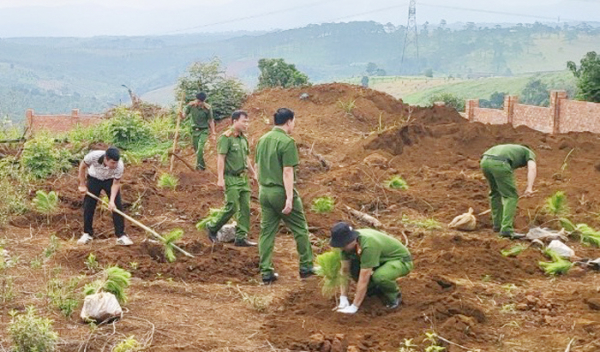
[385,176,409,190]
[157,173,179,190]
[311,196,335,214]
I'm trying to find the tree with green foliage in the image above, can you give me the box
[567,51,600,103]
[428,93,465,112]
[480,91,506,109]
[520,78,549,106]
[257,58,310,90]
[176,58,247,120]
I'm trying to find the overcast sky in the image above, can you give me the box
[0,0,598,37]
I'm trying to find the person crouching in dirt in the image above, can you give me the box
[181,92,216,171]
[330,222,413,314]
[77,147,133,246]
[205,110,258,247]
[480,144,537,239]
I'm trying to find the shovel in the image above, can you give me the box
[86,192,194,258]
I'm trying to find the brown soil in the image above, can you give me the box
[2,83,600,352]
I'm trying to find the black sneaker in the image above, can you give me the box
[206,227,218,243]
[500,232,525,239]
[299,267,318,279]
[234,239,257,247]
[386,293,402,309]
[262,273,279,285]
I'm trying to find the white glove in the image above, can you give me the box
[337,296,349,310]
[337,304,358,314]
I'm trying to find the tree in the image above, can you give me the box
[428,93,465,112]
[176,58,247,120]
[423,68,433,78]
[567,51,600,103]
[521,78,550,106]
[480,91,506,109]
[257,58,310,90]
[366,62,378,76]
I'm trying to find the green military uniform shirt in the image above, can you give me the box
[255,127,299,187]
[342,229,412,269]
[483,144,536,169]
[217,128,249,175]
[184,102,214,129]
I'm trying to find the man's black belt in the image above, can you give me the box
[482,154,512,166]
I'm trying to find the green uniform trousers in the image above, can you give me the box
[207,175,251,241]
[350,259,413,303]
[192,129,209,170]
[258,186,313,276]
[480,158,518,234]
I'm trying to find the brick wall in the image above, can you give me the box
[26,109,104,135]
[465,91,600,134]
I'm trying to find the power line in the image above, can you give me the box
[324,3,408,23]
[401,0,418,67]
[157,0,342,35]
[419,3,579,22]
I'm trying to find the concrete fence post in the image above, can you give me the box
[550,90,567,134]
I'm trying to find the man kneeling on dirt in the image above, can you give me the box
[480,144,537,239]
[77,147,133,246]
[330,222,413,314]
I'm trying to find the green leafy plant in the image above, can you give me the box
[1,274,15,303]
[501,244,527,257]
[559,217,576,231]
[47,276,81,317]
[257,58,310,90]
[311,196,335,213]
[385,176,409,190]
[85,253,100,272]
[113,336,142,352]
[424,332,446,352]
[9,306,59,352]
[398,338,419,352]
[574,223,600,247]
[195,208,225,230]
[539,257,573,276]
[157,173,179,190]
[21,134,71,179]
[32,190,59,216]
[543,191,570,216]
[43,235,60,259]
[315,250,348,298]
[106,106,152,148]
[163,229,184,263]
[84,266,131,304]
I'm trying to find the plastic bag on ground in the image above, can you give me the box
[448,208,476,231]
[547,240,575,259]
[525,227,568,242]
[81,292,122,323]
[217,222,237,243]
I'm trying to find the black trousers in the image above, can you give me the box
[83,176,125,237]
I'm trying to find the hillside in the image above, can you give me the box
[1,21,599,120]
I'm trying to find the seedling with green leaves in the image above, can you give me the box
[43,235,60,259]
[85,253,100,272]
[315,250,348,298]
[113,336,142,352]
[337,99,356,115]
[32,190,59,223]
[47,276,81,317]
[157,173,179,190]
[543,191,570,217]
[501,244,527,257]
[163,229,184,263]
[559,219,600,247]
[84,266,131,304]
[9,306,59,352]
[385,176,409,190]
[539,249,573,275]
[311,196,335,213]
[195,208,225,230]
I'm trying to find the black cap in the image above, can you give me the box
[330,222,359,248]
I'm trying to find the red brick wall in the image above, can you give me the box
[559,100,600,134]
[26,109,104,135]
[512,104,553,134]
[465,91,600,135]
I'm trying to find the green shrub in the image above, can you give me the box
[257,58,310,90]
[21,134,71,179]
[385,176,409,190]
[9,306,59,352]
[311,196,335,213]
[315,250,348,298]
[0,177,28,227]
[574,223,600,247]
[84,266,131,304]
[428,92,465,112]
[107,107,153,148]
[47,276,81,317]
[157,173,179,190]
[543,191,570,216]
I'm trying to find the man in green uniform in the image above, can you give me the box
[480,144,537,239]
[206,110,258,247]
[255,108,315,284]
[182,92,216,170]
[330,222,413,314]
